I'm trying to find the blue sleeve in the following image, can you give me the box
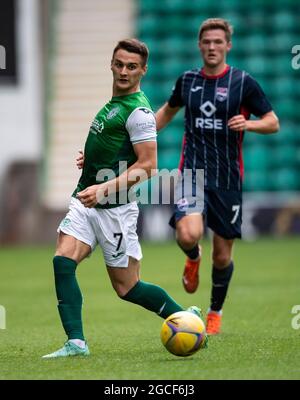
[168,75,184,108]
[242,75,273,117]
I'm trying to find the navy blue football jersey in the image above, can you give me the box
[168,65,273,191]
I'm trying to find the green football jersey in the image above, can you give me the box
[72,91,157,208]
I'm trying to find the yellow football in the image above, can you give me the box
[160,311,207,357]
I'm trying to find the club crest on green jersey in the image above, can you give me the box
[107,106,120,120]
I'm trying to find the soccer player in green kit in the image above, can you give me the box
[43,39,205,358]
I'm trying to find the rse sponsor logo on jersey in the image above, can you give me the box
[200,101,216,117]
[90,119,104,135]
[195,118,223,130]
[197,100,222,130]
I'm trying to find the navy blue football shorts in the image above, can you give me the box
[169,188,242,240]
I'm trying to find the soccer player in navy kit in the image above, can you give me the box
[156,19,279,334]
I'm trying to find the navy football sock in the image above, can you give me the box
[178,243,200,260]
[210,262,234,312]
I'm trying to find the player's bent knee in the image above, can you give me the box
[54,251,78,264]
[116,286,132,298]
[115,287,127,298]
[177,231,200,248]
[111,281,131,298]
[176,223,202,245]
[213,254,232,268]
[113,280,139,298]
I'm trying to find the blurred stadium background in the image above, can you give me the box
[0,0,299,243]
[1,0,300,381]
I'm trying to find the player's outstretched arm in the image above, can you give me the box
[155,102,180,131]
[228,111,279,134]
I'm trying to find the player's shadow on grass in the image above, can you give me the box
[160,357,198,362]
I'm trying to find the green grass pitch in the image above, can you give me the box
[0,238,299,380]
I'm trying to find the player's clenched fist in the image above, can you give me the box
[228,115,248,132]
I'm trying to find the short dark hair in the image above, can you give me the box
[199,18,233,42]
[112,39,149,66]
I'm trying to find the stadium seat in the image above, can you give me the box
[243,145,270,171]
[269,145,299,168]
[138,0,165,13]
[154,15,184,36]
[277,99,299,120]
[273,33,296,53]
[144,79,176,108]
[243,170,272,192]
[271,12,296,30]
[242,35,266,54]
[158,125,185,149]
[158,149,181,171]
[187,17,205,38]
[271,56,292,76]
[277,124,300,144]
[136,15,159,36]
[255,132,281,147]
[244,11,267,32]
[243,132,260,146]
[244,57,268,75]
[270,169,300,191]
[226,14,251,36]
[271,78,295,98]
